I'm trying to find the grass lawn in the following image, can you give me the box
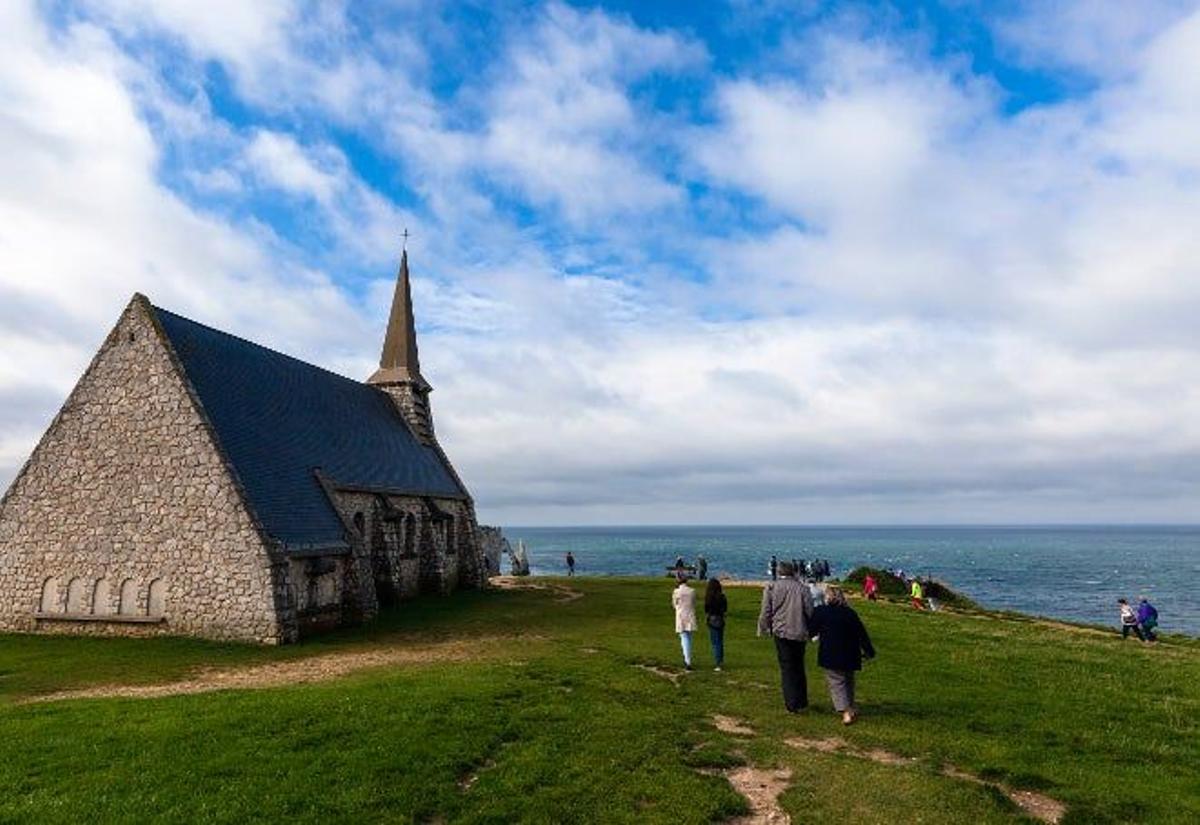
[0,578,1196,824]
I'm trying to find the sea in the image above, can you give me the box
[503,525,1200,636]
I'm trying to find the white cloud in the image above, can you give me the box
[992,0,1196,78]
[3,0,1200,526]
[0,1,367,472]
[244,130,341,203]
[479,3,701,222]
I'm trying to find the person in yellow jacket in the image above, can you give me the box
[910,579,925,610]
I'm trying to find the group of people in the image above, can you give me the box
[671,555,710,580]
[672,561,875,725]
[768,555,832,582]
[1118,597,1159,642]
[863,569,938,611]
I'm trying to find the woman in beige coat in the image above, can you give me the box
[672,573,698,670]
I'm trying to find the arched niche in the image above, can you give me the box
[92,578,113,615]
[38,577,59,613]
[119,578,139,615]
[65,577,88,614]
[146,578,167,618]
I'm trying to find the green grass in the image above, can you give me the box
[0,578,1196,823]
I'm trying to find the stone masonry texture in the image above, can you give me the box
[0,299,288,644]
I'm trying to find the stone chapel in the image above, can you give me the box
[0,252,487,644]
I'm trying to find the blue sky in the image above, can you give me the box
[3,1,1200,524]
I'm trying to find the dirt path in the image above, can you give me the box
[723,767,792,825]
[488,577,584,602]
[24,638,506,704]
[786,737,1066,823]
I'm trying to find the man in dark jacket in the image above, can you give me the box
[810,586,875,725]
[757,561,814,712]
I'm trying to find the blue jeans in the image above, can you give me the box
[679,631,693,666]
[709,625,724,666]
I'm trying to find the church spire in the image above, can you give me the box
[368,249,435,444]
[370,249,428,389]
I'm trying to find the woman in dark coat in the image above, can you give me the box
[810,585,875,724]
[704,578,728,671]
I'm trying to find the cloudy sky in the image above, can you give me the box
[2,1,1199,525]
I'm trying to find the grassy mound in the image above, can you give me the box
[0,578,1196,823]
[844,565,981,609]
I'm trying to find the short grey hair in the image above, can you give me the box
[825,585,847,606]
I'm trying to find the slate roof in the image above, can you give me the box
[153,305,467,551]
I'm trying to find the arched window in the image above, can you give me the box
[66,577,88,614]
[119,578,138,615]
[92,579,113,615]
[38,577,59,613]
[404,513,416,555]
[353,512,365,535]
[147,578,167,618]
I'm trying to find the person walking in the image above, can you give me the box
[1118,598,1145,641]
[769,555,778,581]
[863,573,878,601]
[910,578,925,610]
[810,586,875,725]
[1137,597,1159,641]
[697,555,709,581]
[757,561,814,712]
[673,573,698,670]
[565,552,575,576]
[704,579,728,671]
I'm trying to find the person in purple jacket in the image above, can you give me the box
[1137,597,1159,642]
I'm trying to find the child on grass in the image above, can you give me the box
[1118,598,1145,641]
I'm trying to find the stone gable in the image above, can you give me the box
[0,297,291,644]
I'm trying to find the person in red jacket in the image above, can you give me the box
[863,573,878,601]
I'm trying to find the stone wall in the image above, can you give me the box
[327,489,485,611]
[0,298,290,644]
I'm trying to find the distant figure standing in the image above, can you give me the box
[1137,597,1159,641]
[704,579,728,672]
[674,555,686,570]
[1119,598,1145,641]
[673,574,698,670]
[697,555,709,581]
[769,555,778,581]
[811,586,875,725]
[565,552,575,576]
[910,579,924,610]
[757,561,814,712]
[863,574,879,601]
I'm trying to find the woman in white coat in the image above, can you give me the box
[672,573,698,670]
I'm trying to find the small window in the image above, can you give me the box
[404,513,416,555]
[353,512,365,535]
